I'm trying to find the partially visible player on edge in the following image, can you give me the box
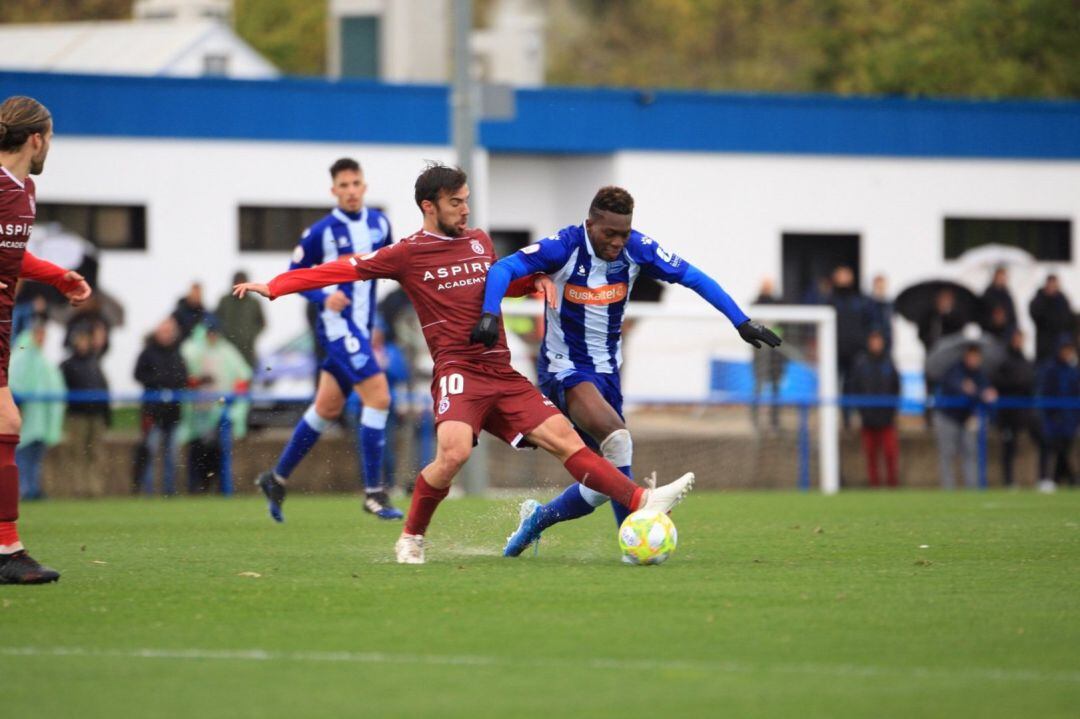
[0,96,93,584]
[255,158,403,521]
[234,163,695,564]
[473,186,781,557]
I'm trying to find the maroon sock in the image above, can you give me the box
[404,474,449,536]
[564,447,644,510]
[0,434,20,547]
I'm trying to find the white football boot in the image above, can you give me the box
[395,533,425,564]
[639,472,695,514]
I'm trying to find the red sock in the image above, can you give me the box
[0,433,21,549]
[404,474,449,536]
[564,447,644,510]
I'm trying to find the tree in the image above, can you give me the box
[546,0,1080,99]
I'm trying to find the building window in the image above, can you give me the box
[239,206,329,252]
[944,218,1072,261]
[489,229,530,259]
[203,53,230,76]
[35,203,146,250]
[340,15,380,79]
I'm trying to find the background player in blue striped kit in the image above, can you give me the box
[256,158,402,521]
[473,186,781,555]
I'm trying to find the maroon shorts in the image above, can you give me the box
[431,363,562,447]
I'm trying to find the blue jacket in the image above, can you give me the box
[936,361,990,424]
[1035,358,1080,439]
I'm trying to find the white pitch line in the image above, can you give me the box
[2,646,1078,684]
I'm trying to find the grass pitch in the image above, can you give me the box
[2,491,1078,718]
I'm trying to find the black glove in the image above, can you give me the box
[738,319,782,349]
[470,312,500,348]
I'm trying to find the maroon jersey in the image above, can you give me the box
[270,227,526,374]
[0,168,34,322]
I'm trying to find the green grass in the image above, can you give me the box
[2,491,1079,718]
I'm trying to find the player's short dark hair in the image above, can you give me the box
[414,162,468,209]
[329,157,361,179]
[0,96,52,152]
[589,186,634,218]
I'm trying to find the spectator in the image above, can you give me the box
[1029,275,1073,363]
[935,344,997,490]
[179,321,252,493]
[172,282,208,341]
[64,294,113,357]
[9,322,65,500]
[980,266,1017,333]
[60,329,110,498]
[801,275,832,305]
[917,288,968,356]
[917,288,969,428]
[134,317,188,496]
[215,271,265,371]
[12,294,48,340]
[984,304,1015,343]
[750,277,785,431]
[830,266,873,427]
[992,328,1037,489]
[1035,336,1080,490]
[868,274,894,351]
[847,329,901,488]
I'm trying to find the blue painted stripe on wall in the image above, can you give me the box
[1,71,1078,158]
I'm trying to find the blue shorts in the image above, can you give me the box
[538,369,624,450]
[320,329,383,397]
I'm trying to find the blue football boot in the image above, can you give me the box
[503,499,544,557]
[256,471,285,523]
[363,491,405,520]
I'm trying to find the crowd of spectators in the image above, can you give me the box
[772,265,1080,491]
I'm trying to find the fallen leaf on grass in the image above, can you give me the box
[237,571,262,578]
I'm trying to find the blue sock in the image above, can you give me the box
[274,406,332,479]
[358,406,389,492]
[611,466,632,526]
[536,483,597,532]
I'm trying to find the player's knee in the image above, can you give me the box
[437,444,472,474]
[599,429,633,468]
[313,397,343,420]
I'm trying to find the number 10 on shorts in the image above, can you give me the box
[439,373,464,397]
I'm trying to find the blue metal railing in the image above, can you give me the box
[12,390,1079,493]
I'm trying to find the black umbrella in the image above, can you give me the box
[924,333,1007,384]
[894,280,979,324]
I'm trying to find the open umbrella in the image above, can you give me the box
[956,244,1036,271]
[894,280,979,324]
[924,333,1007,384]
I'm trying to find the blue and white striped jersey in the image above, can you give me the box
[289,207,392,341]
[512,223,688,375]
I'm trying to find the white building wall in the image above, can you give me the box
[40,137,458,392]
[613,152,1080,398]
[34,137,1080,397]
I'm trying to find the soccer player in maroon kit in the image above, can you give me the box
[0,96,93,584]
[235,163,694,563]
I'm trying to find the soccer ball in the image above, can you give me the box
[618,510,678,565]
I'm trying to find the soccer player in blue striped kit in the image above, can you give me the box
[256,158,402,521]
[473,186,781,556]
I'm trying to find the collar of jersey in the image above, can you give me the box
[0,166,25,189]
[420,229,463,242]
[332,207,366,224]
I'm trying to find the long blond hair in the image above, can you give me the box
[0,96,52,152]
